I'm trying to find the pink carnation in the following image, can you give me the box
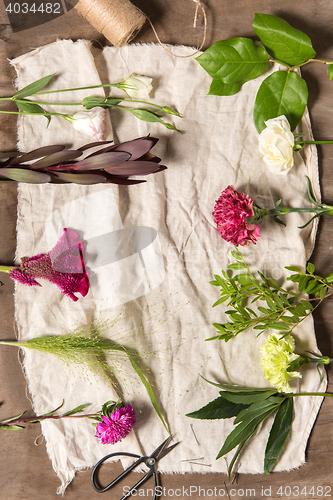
[95,404,136,445]
[10,228,89,301]
[213,185,261,246]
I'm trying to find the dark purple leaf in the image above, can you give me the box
[105,175,146,185]
[9,145,65,165]
[112,136,159,160]
[104,160,161,176]
[53,172,107,184]
[0,168,51,183]
[139,153,161,163]
[85,144,120,158]
[30,150,83,169]
[72,152,131,171]
[77,141,113,152]
[0,152,22,161]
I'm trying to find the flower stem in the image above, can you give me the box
[0,110,70,118]
[297,140,333,145]
[285,392,333,397]
[0,265,15,273]
[0,413,98,426]
[268,58,333,70]
[35,83,119,96]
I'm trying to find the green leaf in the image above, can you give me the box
[324,273,333,283]
[267,322,291,331]
[212,296,230,307]
[228,263,246,270]
[231,250,242,261]
[82,96,123,110]
[186,396,249,420]
[216,408,274,459]
[208,79,241,96]
[266,297,277,311]
[298,274,310,293]
[219,390,277,405]
[285,266,302,273]
[127,351,169,433]
[196,37,267,92]
[35,400,65,419]
[306,262,315,274]
[63,404,89,416]
[253,70,308,133]
[13,74,56,99]
[319,287,327,300]
[304,279,320,294]
[200,376,272,393]
[234,397,281,424]
[129,109,183,133]
[0,168,51,184]
[264,397,293,474]
[129,108,162,123]
[16,100,50,125]
[0,411,26,423]
[227,429,257,479]
[253,13,316,67]
[0,424,25,431]
[327,64,333,80]
[53,172,107,185]
[300,299,313,311]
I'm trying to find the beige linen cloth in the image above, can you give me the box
[11,40,325,494]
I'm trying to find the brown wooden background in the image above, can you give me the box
[0,1,333,499]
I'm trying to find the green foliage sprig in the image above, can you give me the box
[209,248,333,342]
[186,378,333,478]
[0,73,183,133]
[0,400,91,431]
[196,13,333,133]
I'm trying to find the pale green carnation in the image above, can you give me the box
[260,333,302,393]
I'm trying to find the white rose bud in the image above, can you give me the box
[258,115,295,175]
[71,107,106,141]
[119,74,153,98]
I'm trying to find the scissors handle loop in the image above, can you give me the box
[91,451,142,493]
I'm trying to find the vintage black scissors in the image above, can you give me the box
[91,435,180,499]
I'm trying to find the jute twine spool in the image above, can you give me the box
[70,0,207,56]
[73,0,146,48]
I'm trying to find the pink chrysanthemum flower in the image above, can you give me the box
[10,228,89,301]
[95,404,136,445]
[213,185,261,246]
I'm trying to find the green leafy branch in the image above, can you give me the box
[186,379,333,478]
[0,400,91,431]
[0,73,183,133]
[209,248,333,342]
[196,13,333,133]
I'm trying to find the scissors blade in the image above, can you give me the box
[150,435,180,462]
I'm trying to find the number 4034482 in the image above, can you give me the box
[277,485,332,496]
[5,3,61,14]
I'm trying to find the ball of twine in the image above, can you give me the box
[74,0,146,48]
[71,0,207,56]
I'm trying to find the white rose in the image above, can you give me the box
[258,115,295,175]
[71,107,106,141]
[119,74,153,98]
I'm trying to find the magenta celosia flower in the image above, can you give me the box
[95,404,136,445]
[213,185,261,246]
[10,228,89,301]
